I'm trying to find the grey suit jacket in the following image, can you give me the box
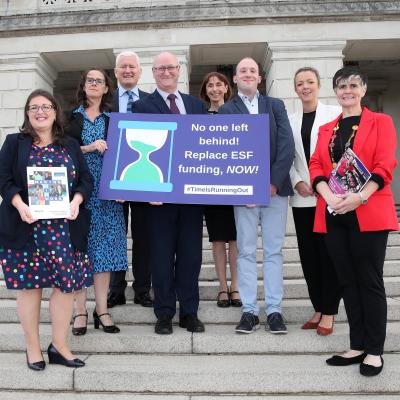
[219,94,294,197]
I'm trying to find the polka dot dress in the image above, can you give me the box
[0,143,93,293]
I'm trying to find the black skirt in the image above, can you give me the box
[204,205,237,242]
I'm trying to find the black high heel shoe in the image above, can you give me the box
[93,309,120,333]
[26,351,46,371]
[229,288,243,307]
[72,312,88,336]
[47,343,85,368]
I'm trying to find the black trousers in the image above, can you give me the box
[147,203,203,319]
[325,210,388,355]
[292,207,341,315]
[109,202,151,296]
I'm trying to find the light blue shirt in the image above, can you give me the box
[238,90,259,114]
[156,88,186,115]
[118,86,140,113]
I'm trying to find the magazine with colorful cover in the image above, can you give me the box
[27,166,70,219]
[328,147,371,195]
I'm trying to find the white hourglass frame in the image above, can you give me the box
[110,120,177,192]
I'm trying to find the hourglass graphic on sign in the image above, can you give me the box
[110,120,177,192]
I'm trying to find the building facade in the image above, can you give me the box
[1,0,399,201]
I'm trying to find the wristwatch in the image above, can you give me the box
[359,192,368,205]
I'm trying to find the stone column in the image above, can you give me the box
[263,41,346,115]
[113,46,191,94]
[0,53,57,144]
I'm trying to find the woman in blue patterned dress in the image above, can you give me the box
[0,90,93,370]
[67,69,128,335]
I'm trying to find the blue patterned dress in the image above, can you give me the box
[74,106,128,273]
[0,144,93,292]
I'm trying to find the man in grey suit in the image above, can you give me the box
[107,51,153,308]
[219,57,294,334]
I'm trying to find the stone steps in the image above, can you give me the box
[1,352,400,395]
[1,322,400,354]
[1,395,399,400]
[125,231,400,263]
[0,223,398,398]
[2,275,400,300]
[2,259,400,282]
[0,298,399,324]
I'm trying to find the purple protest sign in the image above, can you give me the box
[99,112,270,205]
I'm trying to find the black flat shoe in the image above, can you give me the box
[360,356,384,376]
[107,292,126,308]
[134,291,154,307]
[155,315,173,335]
[26,352,46,371]
[71,312,88,336]
[93,309,120,333]
[217,291,230,308]
[47,343,85,368]
[326,352,366,366]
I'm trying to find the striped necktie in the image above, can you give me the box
[126,90,134,112]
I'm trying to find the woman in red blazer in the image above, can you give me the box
[309,66,398,377]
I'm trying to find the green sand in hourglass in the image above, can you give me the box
[122,140,162,182]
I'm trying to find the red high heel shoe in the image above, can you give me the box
[301,320,320,330]
[301,314,321,330]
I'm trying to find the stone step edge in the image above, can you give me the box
[1,353,400,394]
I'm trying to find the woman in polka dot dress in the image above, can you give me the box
[0,90,93,370]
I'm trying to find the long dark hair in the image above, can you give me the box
[20,89,65,145]
[75,68,113,112]
[199,72,232,103]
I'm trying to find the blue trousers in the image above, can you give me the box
[234,196,288,316]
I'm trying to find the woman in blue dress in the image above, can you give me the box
[0,89,93,370]
[66,69,128,335]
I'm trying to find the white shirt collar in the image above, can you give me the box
[156,88,182,102]
[118,85,139,98]
[238,90,259,103]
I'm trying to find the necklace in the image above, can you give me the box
[329,122,358,168]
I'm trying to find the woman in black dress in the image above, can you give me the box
[199,72,241,308]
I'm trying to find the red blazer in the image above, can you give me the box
[309,107,398,233]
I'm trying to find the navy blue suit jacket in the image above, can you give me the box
[0,133,93,250]
[219,94,294,197]
[132,89,207,115]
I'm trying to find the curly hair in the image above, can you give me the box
[20,89,65,145]
[75,68,113,112]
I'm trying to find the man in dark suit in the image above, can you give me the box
[219,57,294,335]
[132,51,207,334]
[107,51,153,308]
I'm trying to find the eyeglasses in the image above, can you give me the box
[152,65,179,73]
[28,104,54,113]
[86,77,106,85]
